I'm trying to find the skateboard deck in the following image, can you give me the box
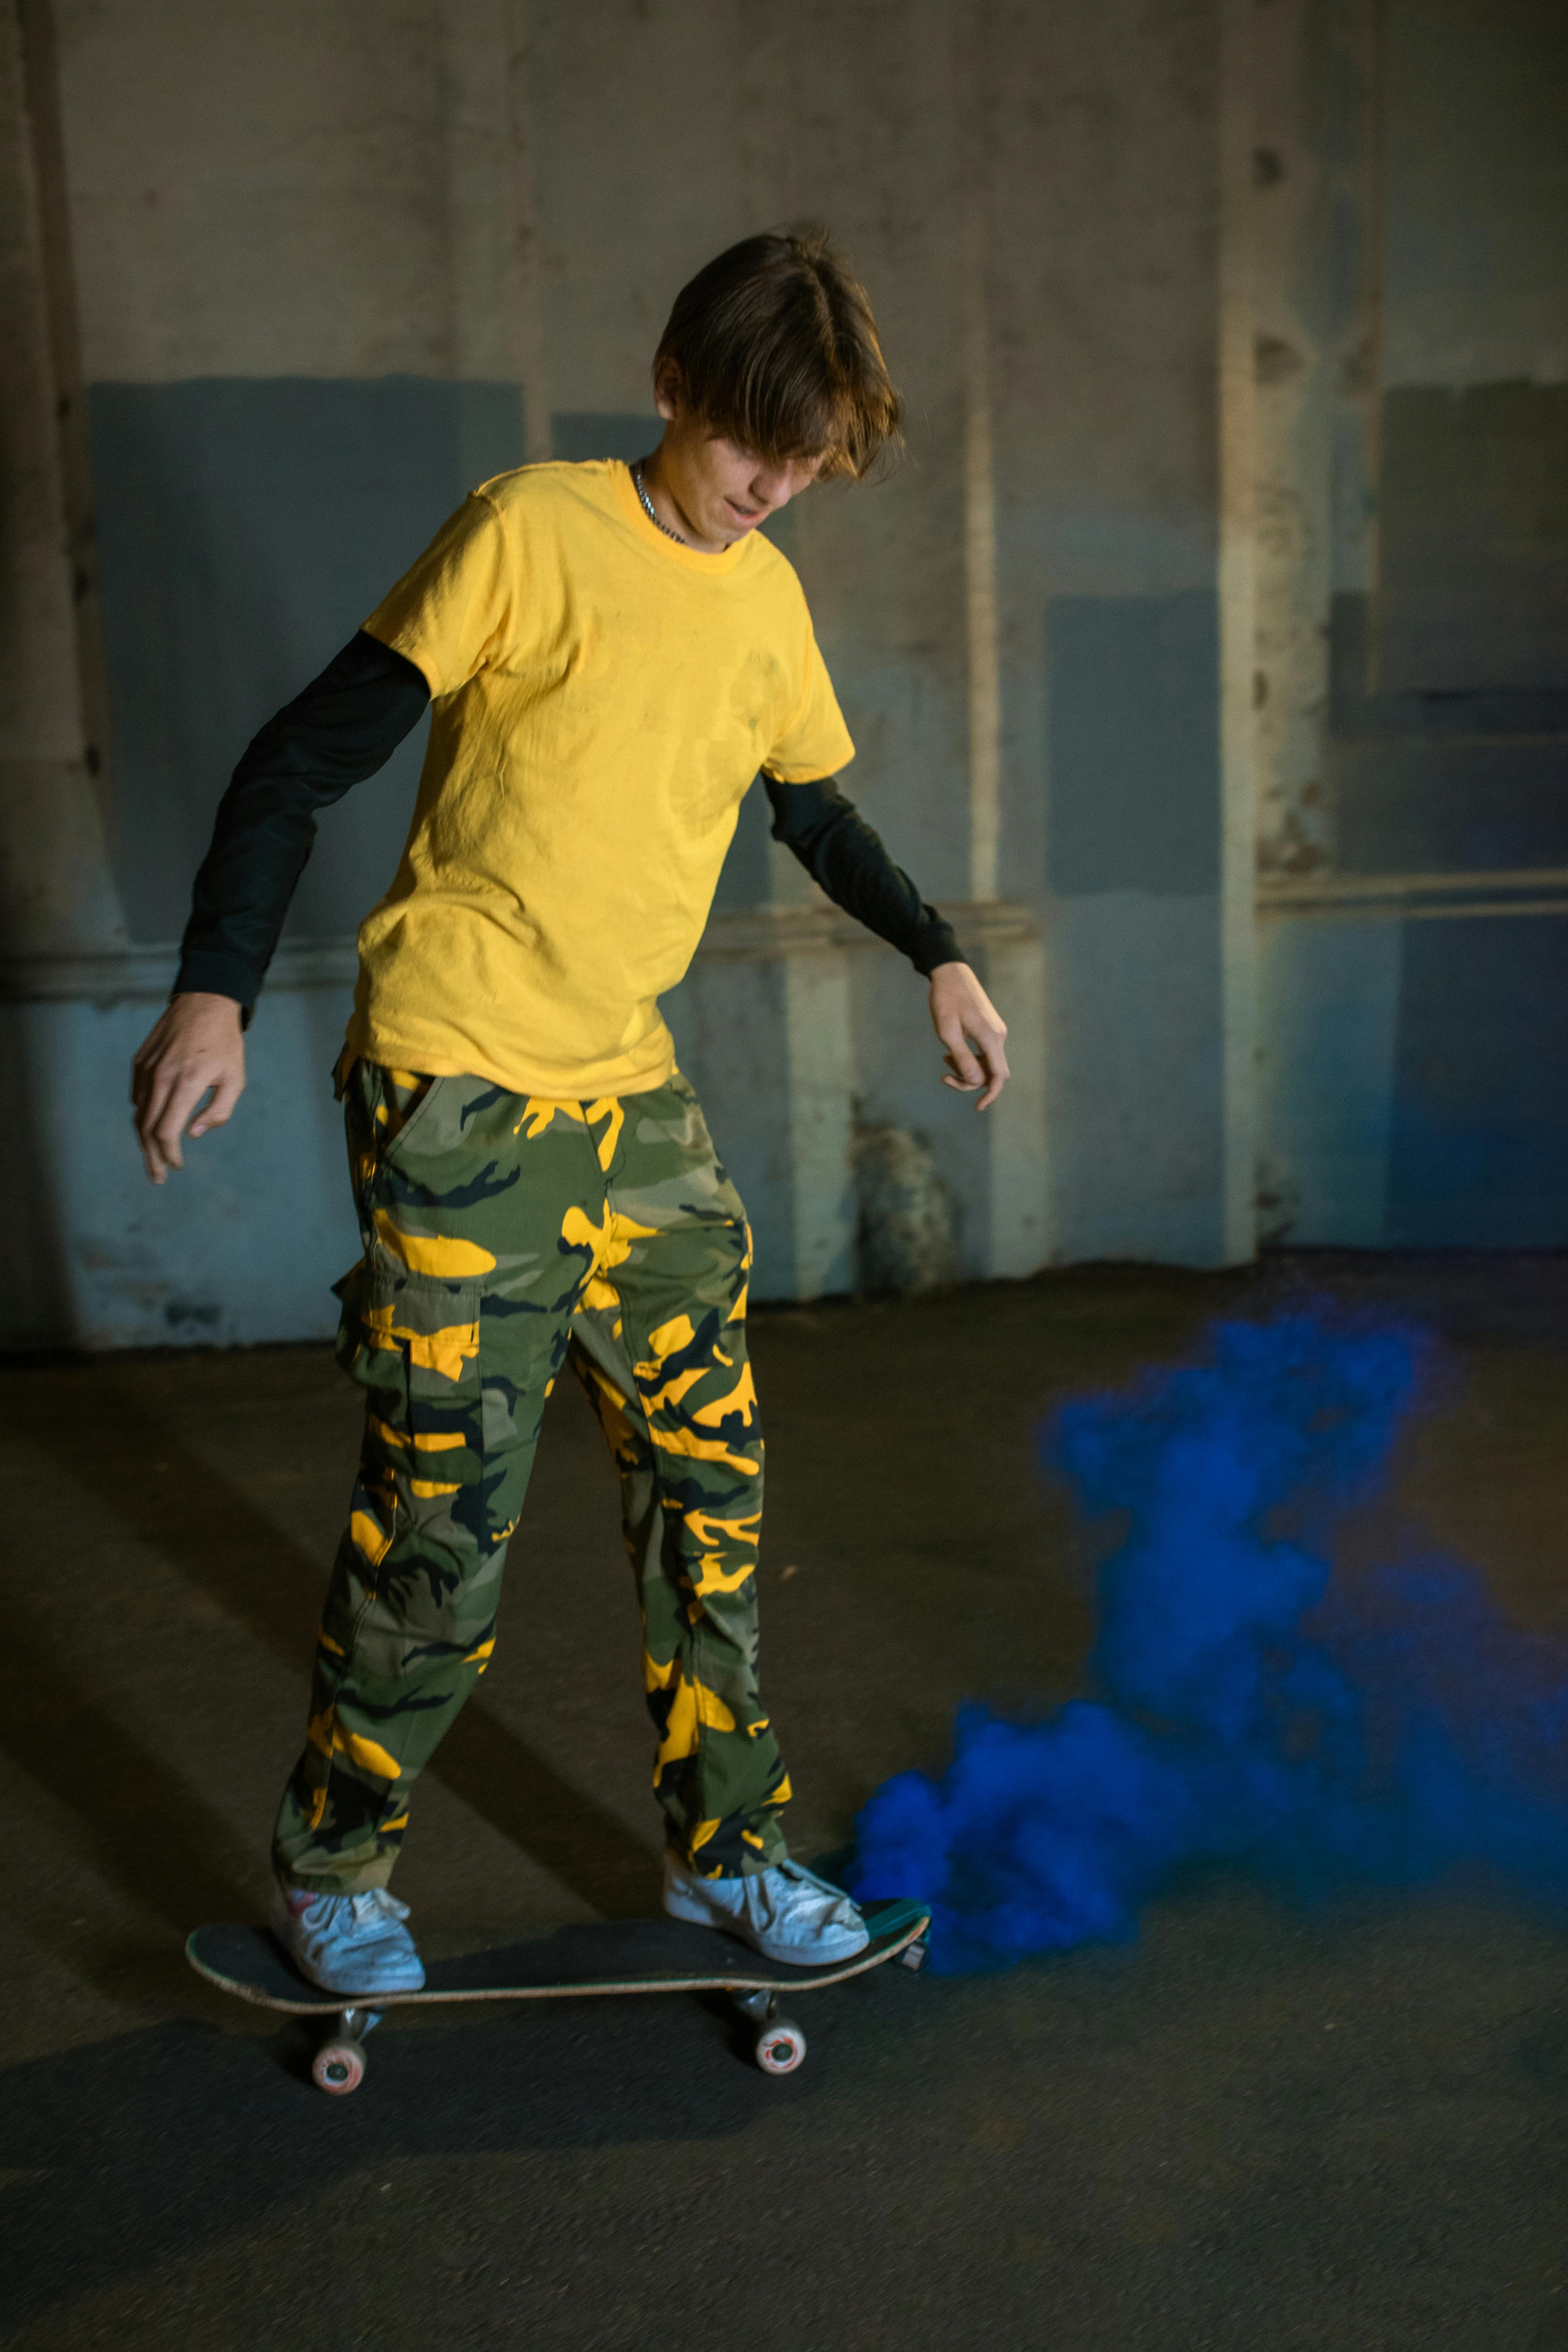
[186,1899,930,2094]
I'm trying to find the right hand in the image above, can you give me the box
[131,992,247,1184]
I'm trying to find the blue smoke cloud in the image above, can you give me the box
[849,1310,1568,1972]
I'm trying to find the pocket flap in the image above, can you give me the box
[337,1244,481,1391]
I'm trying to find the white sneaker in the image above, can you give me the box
[271,1881,426,1994]
[664,1854,870,1966]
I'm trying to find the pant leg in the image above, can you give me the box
[569,1077,789,1879]
[272,1069,601,1893]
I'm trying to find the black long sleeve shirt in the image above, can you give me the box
[175,630,962,1012]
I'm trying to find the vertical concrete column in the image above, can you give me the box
[782,947,856,1301]
[748,202,857,1301]
[1250,0,1393,1244]
[0,0,129,1345]
[443,0,512,475]
[1216,0,1262,1264]
[962,197,1001,911]
[975,916,1048,1279]
[503,0,551,465]
[0,0,125,960]
[774,904,858,1307]
[441,0,550,467]
[1250,0,1335,882]
[774,645,856,1297]
[957,5,1048,1281]
[1247,0,1382,859]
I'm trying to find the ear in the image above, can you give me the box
[653,361,682,424]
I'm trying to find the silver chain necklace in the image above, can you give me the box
[633,460,687,545]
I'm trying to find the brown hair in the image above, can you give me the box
[653,227,902,482]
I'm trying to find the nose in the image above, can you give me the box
[748,463,793,512]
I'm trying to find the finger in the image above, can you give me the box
[133,1049,189,1184]
[130,1056,167,1121]
[136,1113,171,1184]
[939,1024,986,1089]
[130,1017,172,1093]
[974,1034,1012,1111]
[149,1072,216,1174]
[134,1056,183,1152]
[130,1044,161,1110]
[189,1070,243,1137]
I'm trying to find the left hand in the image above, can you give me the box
[929,962,1010,1110]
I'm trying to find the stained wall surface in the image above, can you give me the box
[0,0,1224,1346]
[1255,0,1568,1250]
[7,0,1562,1350]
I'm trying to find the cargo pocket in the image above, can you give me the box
[333,1243,485,1552]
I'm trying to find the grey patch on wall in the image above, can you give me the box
[1335,738,1568,875]
[1378,384,1568,693]
[551,413,660,463]
[88,375,529,941]
[1382,0,1568,391]
[86,386,720,943]
[1386,912,1568,1247]
[1329,591,1568,740]
[1045,590,1221,896]
[853,1122,960,1295]
[1326,586,1568,879]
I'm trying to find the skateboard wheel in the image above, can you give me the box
[899,1936,930,1973]
[755,2020,806,2076]
[312,2038,367,2096]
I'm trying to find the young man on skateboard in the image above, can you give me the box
[131,229,1010,1997]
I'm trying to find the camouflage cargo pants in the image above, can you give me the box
[271,1061,790,1895]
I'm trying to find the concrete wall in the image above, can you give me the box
[17,0,1563,1347]
[1,0,1237,1347]
[1253,0,1568,1248]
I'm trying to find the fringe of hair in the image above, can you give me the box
[652,226,903,482]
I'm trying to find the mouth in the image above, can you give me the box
[726,499,766,526]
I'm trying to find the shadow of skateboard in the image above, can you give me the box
[186,1899,931,2093]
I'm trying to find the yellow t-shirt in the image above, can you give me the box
[350,459,855,1097]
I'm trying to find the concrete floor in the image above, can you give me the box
[4,1254,1568,2350]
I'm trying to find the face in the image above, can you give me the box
[653,377,828,549]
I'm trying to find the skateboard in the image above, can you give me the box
[186,1898,930,2095]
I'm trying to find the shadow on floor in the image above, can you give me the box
[1,1613,254,1940]
[0,1981,852,2330]
[10,1374,661,1925]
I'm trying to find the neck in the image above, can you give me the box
[639,438,728,555]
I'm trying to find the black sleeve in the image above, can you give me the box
[174,629,432,1012]
[763,774,963,977]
